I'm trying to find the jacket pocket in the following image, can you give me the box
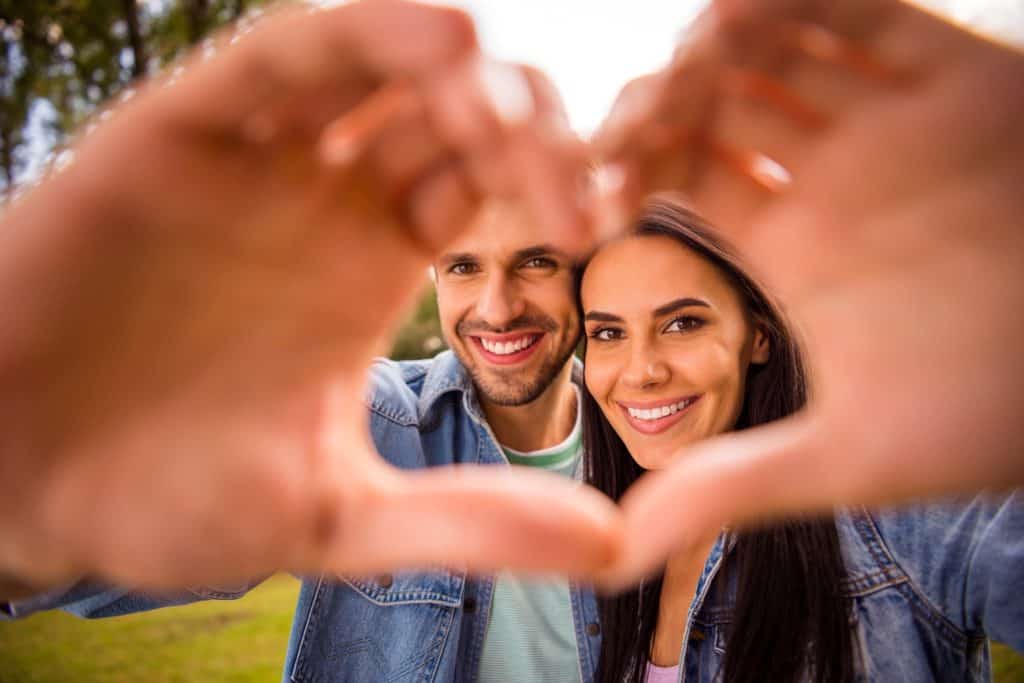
[344,568,464,606]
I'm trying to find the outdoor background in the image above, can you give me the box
[1,0,1023,681]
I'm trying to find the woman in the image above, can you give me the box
[579,196,1022,683]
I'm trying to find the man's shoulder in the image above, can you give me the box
[366,352,468,427]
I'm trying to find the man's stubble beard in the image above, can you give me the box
[449,332,580,407]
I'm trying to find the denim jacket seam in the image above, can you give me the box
[367,399,419,427]
[854,507,970,647]
[423,582,463,683]
[467,576,496,682]
[289,575,326,683]
[959,498,1005,640]
[343,578,462,606]
[568,582,589,682]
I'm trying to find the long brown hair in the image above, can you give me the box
[580,197,854,683]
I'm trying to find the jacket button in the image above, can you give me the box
[586,622,601,637]
[376,574,393,589]
[690,627,706,641]
[463,597,477,612]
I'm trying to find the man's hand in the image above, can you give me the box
[0,0,618,590]
[594,0,1024,584]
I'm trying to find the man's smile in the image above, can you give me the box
[470,332,545,366]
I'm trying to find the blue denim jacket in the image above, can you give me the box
[679,495,1024,683]
[3,351,1022,682]
[2,351,603,683]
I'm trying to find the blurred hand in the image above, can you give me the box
[594,0,1024,584]
[0,0,616,590]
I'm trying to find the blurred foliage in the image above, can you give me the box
[390,283,447,361]
[0,0,265,199]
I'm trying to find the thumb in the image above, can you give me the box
[319,464,624,578]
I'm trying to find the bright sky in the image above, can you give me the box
[445,0,1024,135]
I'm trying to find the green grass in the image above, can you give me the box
[1,574,1022,682]
[0,574,299,683]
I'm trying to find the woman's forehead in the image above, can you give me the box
[582,235,736,309]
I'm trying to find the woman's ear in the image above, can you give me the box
[751,325,771,365]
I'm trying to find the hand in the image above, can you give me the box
[594,0,1024,584]
[0,0,617,590]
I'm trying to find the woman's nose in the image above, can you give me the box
[621,343,670,389]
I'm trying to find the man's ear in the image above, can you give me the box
[751,325,771,365]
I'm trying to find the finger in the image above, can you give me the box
[592,65,717,225]
[424,62,593,249]
[715,0,974,76]
[158,0,479,133]
[323,465,623,577]
[596,414,840,589]
[319,82,422,167]
[405,161,482,253]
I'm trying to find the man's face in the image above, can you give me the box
[435,203,581,407]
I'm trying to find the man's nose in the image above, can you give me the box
[474,273,525,328]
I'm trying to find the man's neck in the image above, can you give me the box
[480,361,577,453]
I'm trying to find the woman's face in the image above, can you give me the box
[581,235,770,471]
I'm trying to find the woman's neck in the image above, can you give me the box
[649,539,718,666]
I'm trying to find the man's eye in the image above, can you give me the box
[665,316,704,333]
[589,327,623,342]
[449,263,478,276]
[522,257,556,270]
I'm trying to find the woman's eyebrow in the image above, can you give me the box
[584,311,623,323]
[653,297,711,317]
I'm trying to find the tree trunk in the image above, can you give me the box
[185,0,210,44]
[0,122,14,204]
[121,0,149,79]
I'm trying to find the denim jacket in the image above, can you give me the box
[3,351,1022,682]
[676,494,1023,682]
[2,351,603,683]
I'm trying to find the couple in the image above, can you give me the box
[9,195,1020,682]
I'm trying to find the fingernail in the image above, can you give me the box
[749,154,791,193]
[476,60,534,127]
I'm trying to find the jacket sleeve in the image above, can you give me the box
[874,491,1024,651]
[1,577,261,621]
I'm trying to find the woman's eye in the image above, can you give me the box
[665,316,704,333]
[589,327,623,342]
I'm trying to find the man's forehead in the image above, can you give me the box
[441,201,551,259]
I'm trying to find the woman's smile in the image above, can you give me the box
[615,395,702,435]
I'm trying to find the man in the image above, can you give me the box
[3,199,602,682]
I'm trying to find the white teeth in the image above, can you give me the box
[627,398,693,421]
[480,335,537,356]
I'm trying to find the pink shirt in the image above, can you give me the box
[645,661,680,683]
